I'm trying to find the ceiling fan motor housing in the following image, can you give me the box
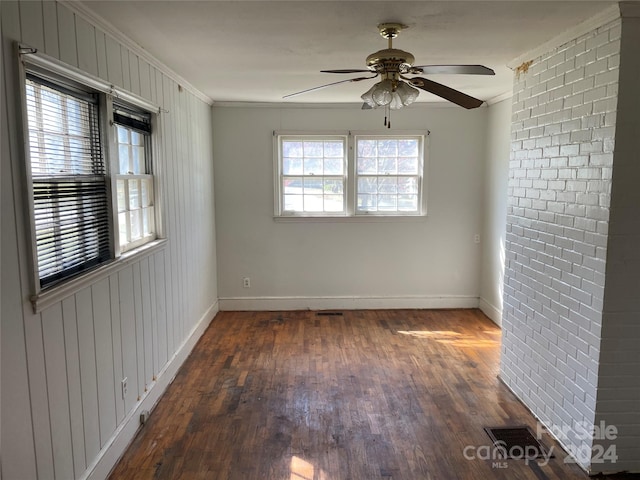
[366,49,415,73]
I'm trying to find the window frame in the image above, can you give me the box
[274,132,349,217]
[17,43,164,309]
[274,130,428,219]
[110,104,156,254]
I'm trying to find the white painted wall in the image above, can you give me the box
[480,98,512,325]
[0,2,217,479]
[593,8,640,474]
[212,104,487,310]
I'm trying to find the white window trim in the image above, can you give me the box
[273,130,429,220]
[16,43,165,310]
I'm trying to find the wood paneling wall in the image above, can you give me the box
[0,2,218,479]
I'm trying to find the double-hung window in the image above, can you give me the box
[25,74,110,288]
[113,106,155,251]
[21,49,159,300]
[274,131,427,218]
[277,135,347,215]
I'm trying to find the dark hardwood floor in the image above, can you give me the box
[109,309,634,480]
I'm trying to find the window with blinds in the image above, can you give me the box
[25,75,110,288]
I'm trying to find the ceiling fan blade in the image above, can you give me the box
[321,69,372,74]
[413,65,495,76]
[410,77,484,109]
[283,75,377,99]
[361,102,373,110]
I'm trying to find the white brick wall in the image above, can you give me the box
[502,18,621,471]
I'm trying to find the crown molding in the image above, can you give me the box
[507,5,621,70]
[212,100,483,109]
[487,90,513,106]
[61,1,213,105]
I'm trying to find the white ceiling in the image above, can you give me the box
[82,1,617,105]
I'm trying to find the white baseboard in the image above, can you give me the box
[479,297,502,326]
[83,300,219,480]
[219,295,479,311]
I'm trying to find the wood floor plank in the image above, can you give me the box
[109,309,633,480]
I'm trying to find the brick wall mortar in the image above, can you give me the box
[501,18,621,471]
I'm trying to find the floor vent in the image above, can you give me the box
[484,426,552,459]
[316,312,343,316]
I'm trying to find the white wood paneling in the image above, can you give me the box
[42,0,59,58]
[75,14,98,76]
[1,2,218,478]
[42,304,75,480]
[1,3,38,478]
[61,295,87,477]
[92,278,117,447]
[109,274,125,425]
[19,0,45,51]
[56,3,77,67]
[75,287,101,463]
[105,34,123,87]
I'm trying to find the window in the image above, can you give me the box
[25,75,110,288]
[274,132,427,217]
[113,106,155,251]
[278,135,347,215]
[355,135,422,214]
[22,60,159,294]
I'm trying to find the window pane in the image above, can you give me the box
[398,157,418,174]
[303,141,323,157]
[324,195,343,212]
[117,125,129,144]
[117,179,127,212]
[132,146,143,174]
[378,177,397,194]
[283,157,303,175]
[130,210,141,240]
[357,157,377,174]
[129,179,140,209]
[303,177,323,193]
[131,131,143,146]
[142,207,153,236]
[119,212,128,246]
[398,177,418,194]
[357,194,377,211]
[141,178,152,206]
[358,177,377,194]
[398,194,418,211]
[357,139,377,157]
[323,178,343,194]
[282,141,303,157]
[398,139,418,156]
[283,177,303,194]
[377,139,398,156]
[303,157,322,175]
[377,194,397,211]
[324,141,343,157]
[303,194,323,212]
[283,194,303,211]
[119,145,130,173]
[378,157,397,174]
[324,158,343,175]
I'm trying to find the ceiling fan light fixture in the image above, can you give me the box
[361,79,419,110]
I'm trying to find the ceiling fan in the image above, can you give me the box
[284,23,495,125]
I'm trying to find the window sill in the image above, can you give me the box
[31,238,167,313]
[274,214,427,223]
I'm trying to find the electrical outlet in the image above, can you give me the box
[243,277,251,288]
[121,377,128,399]
[474,234,481,244]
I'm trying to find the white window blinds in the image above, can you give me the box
[25,74,111,288]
